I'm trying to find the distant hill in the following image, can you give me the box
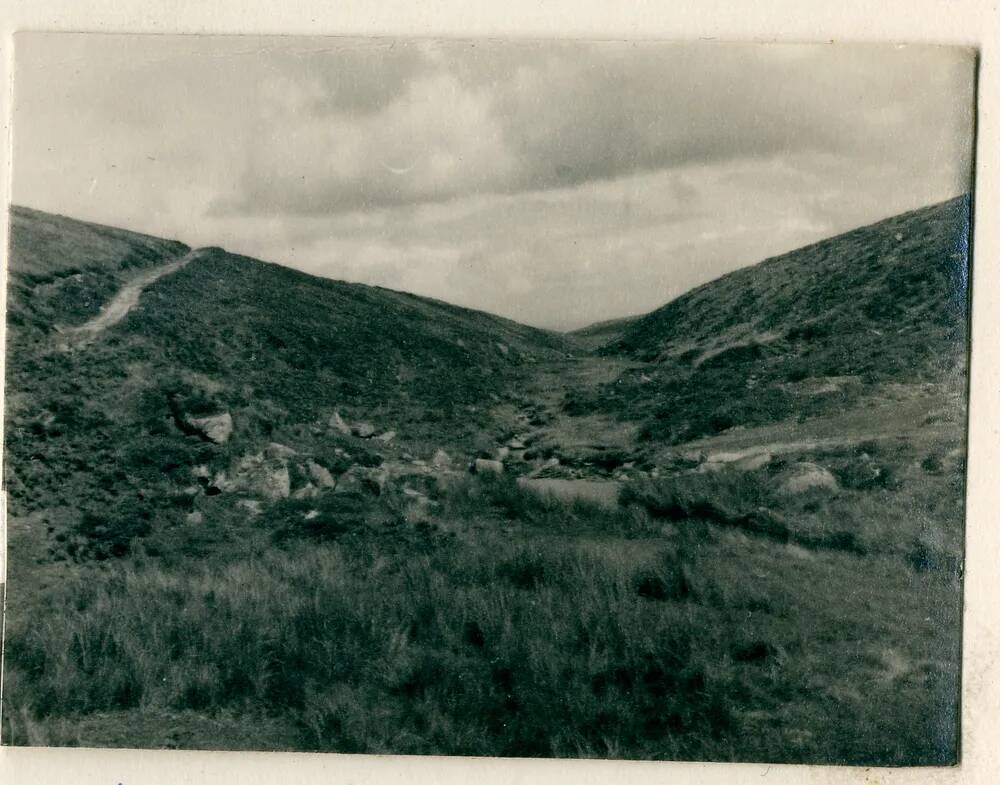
[568,196,971,444]
[567,314,639,350]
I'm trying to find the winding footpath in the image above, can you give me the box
[69,249,200,343]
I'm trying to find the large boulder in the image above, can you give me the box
[352,422,377,439]
[329,411,352,435]
[776,462,839,496]
[215,450,292,499]
[187,412,233,444]
[471,458,504,475]
[335,466,388,496]
[431,449,453,469]
[265,442,298,460]
[307,461,337,488]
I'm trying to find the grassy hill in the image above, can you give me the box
[3,210,567,539]
[567,196,970,445]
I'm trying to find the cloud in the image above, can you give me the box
[206,41,975,216]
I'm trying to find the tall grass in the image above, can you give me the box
[3,486,961,763]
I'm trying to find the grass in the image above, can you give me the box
[3,470,962,763]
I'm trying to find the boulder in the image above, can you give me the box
[507,439,526,450]
[776,462,839,495]
[187,412,233,444]
[335,466,388,495]
[496,446,511,460]
[431,449,453,469]
[307,461,337,488]
[220,451,292,499]
[258,465,291,499]
[292,483,320,500]
[375,430,397,443]
[185,511,204,525]
[236,499,263,516]
[353,422,377,439]
[265,442,298,460]
[329,411,352,435]
[471,458,504,475]
[527,457,560,478]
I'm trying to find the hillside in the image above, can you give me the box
[567,196,971,445]
[3,210,568,534]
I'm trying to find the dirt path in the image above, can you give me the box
[69,250,199,342]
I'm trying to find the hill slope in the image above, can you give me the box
[568,196,971,444]
[3,210,568,530]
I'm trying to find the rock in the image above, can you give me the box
[304,510,320,521]
[527,457,560,478]
[776,462,839,495]
[221,451,292,499]
[734,453,773,472]
[307,461,337,488]
[496,342,509,356]
[259,465,291,499]
[185,511,204,525]
[375,430,397,443]
[496,446,511,460]
[329,411,352,435]
[431,449,452,468]
[507,439,526,450]
[292,483,320,499]
[192,465,212,480]
[236,499,263,516]
[265,442,298,460]
[187,412,233,444]
[471,458,504,475]
[353,422,377,439]
[335,466,388,495]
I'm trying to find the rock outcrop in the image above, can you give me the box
[187,412,233,444]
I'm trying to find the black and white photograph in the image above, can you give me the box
[0,34,976,765]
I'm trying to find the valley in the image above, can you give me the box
[1,197,970,763]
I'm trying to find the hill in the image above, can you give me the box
[3,209,568,533]
[566,196,971,445]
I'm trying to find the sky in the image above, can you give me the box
[12,35,976,330]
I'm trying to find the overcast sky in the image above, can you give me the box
[12,35,975,330]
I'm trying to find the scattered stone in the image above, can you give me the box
[527,457,560,478]
[734,453,773,472]
[236,499,263,516]
[292,484,320,500]
[776,462,839,495]
[329,411,352,435]
[265,442,298,460]
[307,461,337,488]
[353,422,377,439]
[187,412,233,444]
[335,466,388,495]
[472,458,504,475]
